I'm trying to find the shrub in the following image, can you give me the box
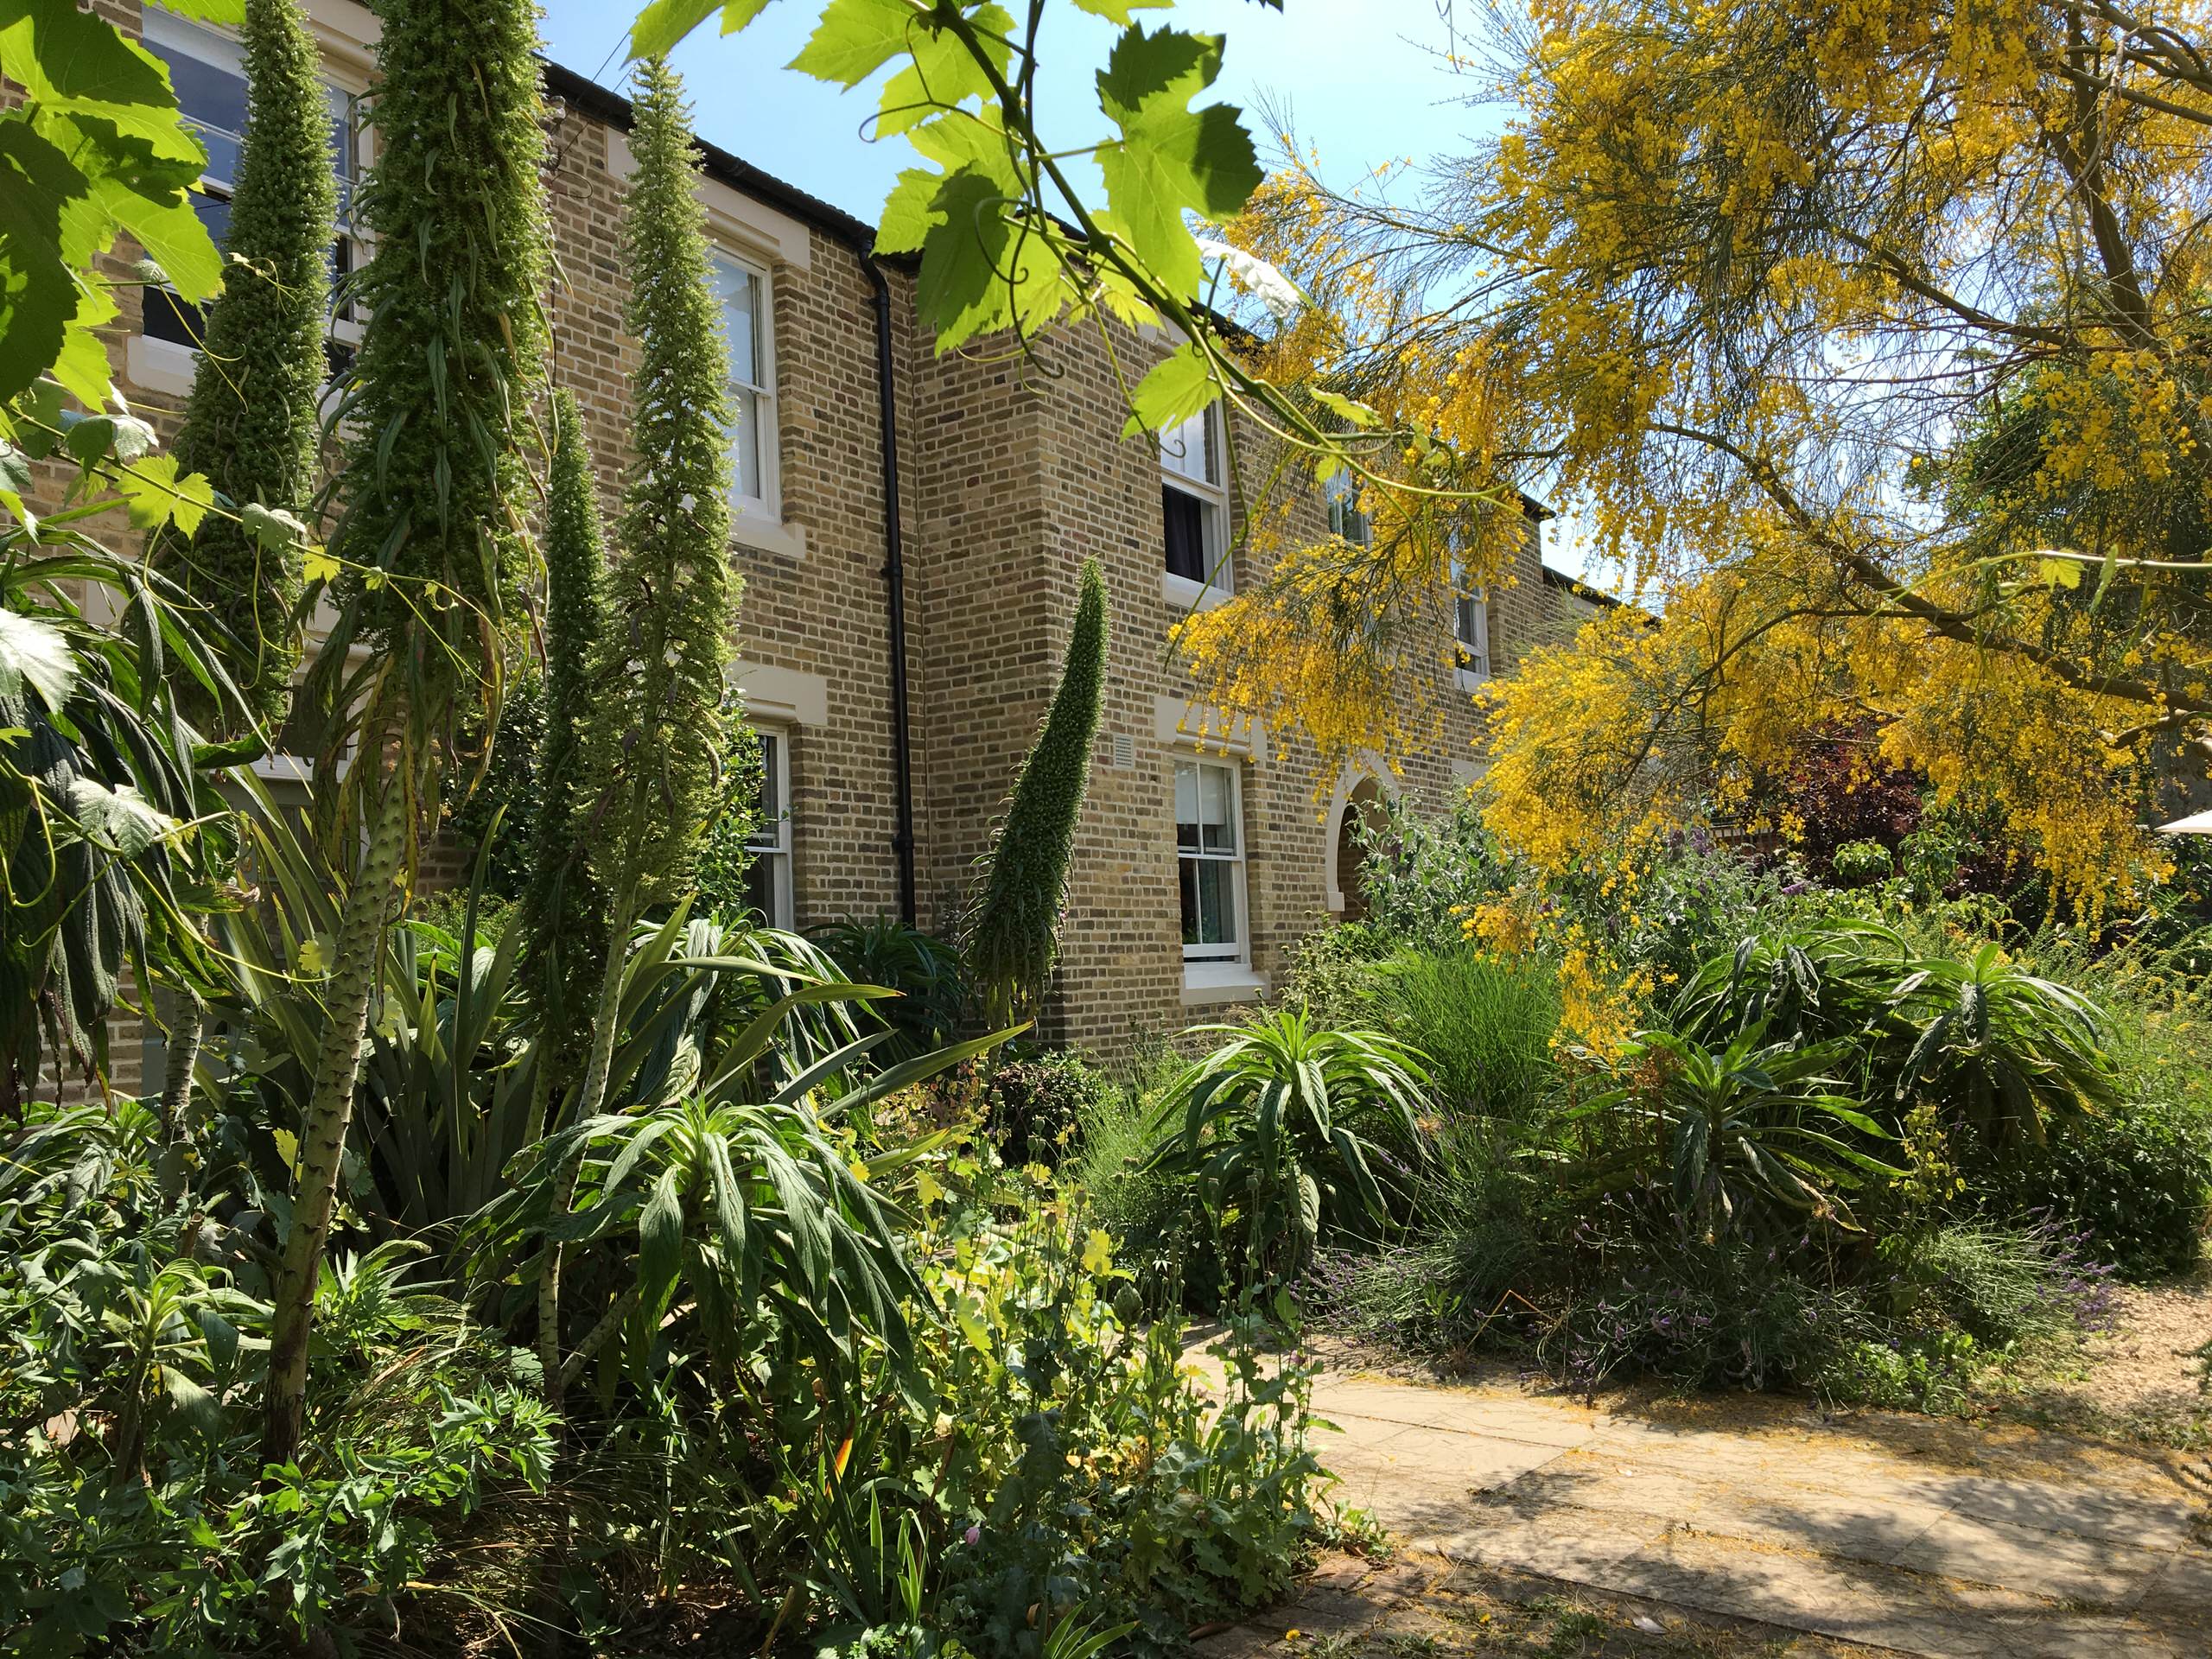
[963,561,1108,1027]
[1831,838,1894,886]
[1147,1011,1431,1281]
[1892,1220,2116,1348]
[1279,919,1395,1027]
[1974,1101,2212,1277]
[1541,1217,1879,1393]
[1367,946,1560,1122]
[982,1047,1113,1167]
[1347,789,1513,950]
[813,917,969,1062]
[1067,1056,1195,1300]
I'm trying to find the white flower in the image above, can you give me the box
[1196,238,1303,321]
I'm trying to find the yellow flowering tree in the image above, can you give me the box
[1188,0,2212,921]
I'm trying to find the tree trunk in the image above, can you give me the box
[159,991,203,1141]
[260,768,408,1470]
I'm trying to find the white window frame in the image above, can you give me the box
[130,10,371,397]
[1452,556,1492,690]
[745,726,795,929]
[1175,756,1249,970]
[711,247,781,526]
[1160,404,1231,607]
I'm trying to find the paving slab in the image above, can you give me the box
[1283,1363,2212,1658]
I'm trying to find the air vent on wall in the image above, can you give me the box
[1109,732,1136,770]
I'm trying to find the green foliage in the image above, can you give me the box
[1279,918,1396,1027]
[1347,788,1513,952]
[1365,946,1560,1122]
[689,719,766,921]
[516,389,613,1050]
[813,917,971,1062]
[897,1175,1326,1656]
[1675,923,2120,1151]
[1885,942,2118,1150]
[1974,1099,2212,1279]
[0,0,228,411]
[1568,1027,1901,1236]
[963,560,1108,1027]
[982,1046,1113,1167]
[448,664,545,900]
[1,548,232,1107]
[1147,1009,1430,1279]
[313,0,548,752]
[588,55,735,908]
[0,1099,556,1656]
[151,0,336,731]
[1831,837,1894,887]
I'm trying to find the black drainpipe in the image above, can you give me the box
[854,245,918,926]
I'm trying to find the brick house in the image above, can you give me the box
[79,0,1588,1071]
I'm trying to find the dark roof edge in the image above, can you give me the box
[542,59,893,257]
[1541,563,1620,608]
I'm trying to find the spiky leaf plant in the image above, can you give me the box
[517,390,611,1071]
[572,54,737,1121]
[148,0,338,734]
[963,557,1109,1027]
[261,0,550,1471]
[542,55,735,1413]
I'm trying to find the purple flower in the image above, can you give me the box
[964,1525,982,1547]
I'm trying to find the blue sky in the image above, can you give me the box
[531,3,1606,581]
[537,2,1493,224]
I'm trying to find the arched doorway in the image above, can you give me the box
[1327,774,1388,920]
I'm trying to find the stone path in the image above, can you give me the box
[1217,1363,2212,1657]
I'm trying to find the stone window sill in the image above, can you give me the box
[1456,664,1491,692]
[1181,961,1266,1006]
[734,509,807,562]
[1162,570,1231,613]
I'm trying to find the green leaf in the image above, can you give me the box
[1069,0,1167,21]
[151,1,245,20]
[0,605,75,708]
[60,776,177,856]
[0,116,85,404]
[789,0,915,87]
[637,1166,685,1318]
[243,501,310,551]
[874,166,940,255]
[118,453,213,535]
[1094,24,1260,301]
[1121,342,1217,436]
[1310,387,1381,429]
[876,3,1014,136]
[631,0,772,60]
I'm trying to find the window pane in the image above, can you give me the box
[1174,760,1198,850]
[1192,859,1233,948]
[151,45,246,187]
[1163,486,1208,582]
[1199,765,1235,854]
[746,734,781,849]
[726,385,762,501]
[143,288,202,347]
[744,852,779,924]
[1159,409,1214,486]
[1179,857,1199,945]
[713,257,759,386]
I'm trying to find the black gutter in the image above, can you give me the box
[856,252,918,926]
[542,58,921,925]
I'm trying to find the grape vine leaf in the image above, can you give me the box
[1094,22,1260,302]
